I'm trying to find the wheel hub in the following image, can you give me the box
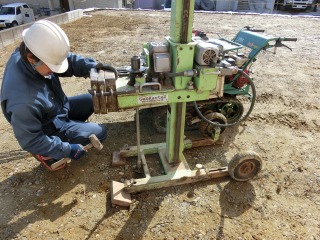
[238,161,256,177]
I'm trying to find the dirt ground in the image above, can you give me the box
[1,9,320,240]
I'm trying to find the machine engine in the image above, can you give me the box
[194,41,221,66]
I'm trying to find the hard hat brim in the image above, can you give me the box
[45,58,69,73]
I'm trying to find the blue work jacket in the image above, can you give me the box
[0,48,97,159]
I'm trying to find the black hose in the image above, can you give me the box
[193,69,256,128]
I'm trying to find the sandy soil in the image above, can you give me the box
[0,9,320,240]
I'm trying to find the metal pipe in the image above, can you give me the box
[165,69,198,78]
[131,56,141,71]
[173,103,183,162]
[136,107,142,169]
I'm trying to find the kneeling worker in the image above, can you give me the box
[1,20,116,171]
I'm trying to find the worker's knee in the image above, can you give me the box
[68,94,94,121]
[96,124,107,143]
[85,122,107,144]
[60,122,107,145]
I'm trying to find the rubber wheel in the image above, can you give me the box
[152,106,167,134]
[185,112,197,131]
[228,151,262,181]
[12,22,18,27]
[218,100,244,124]
[199,112,227,138]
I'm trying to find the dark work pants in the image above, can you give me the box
[51,93,107,146]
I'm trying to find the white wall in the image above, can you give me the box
[70,0,123,10]
[0,0,123,12]
[0,9,83,49]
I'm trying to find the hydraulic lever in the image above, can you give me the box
[273,38,297,53]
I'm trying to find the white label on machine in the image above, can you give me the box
[138,94,169,104]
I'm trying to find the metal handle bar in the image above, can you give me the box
[249,29,265,33]
[281,38,297,42]
[243,26,265,32]
[139,82,162,92]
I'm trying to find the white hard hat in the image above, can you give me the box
[22,20,70,73]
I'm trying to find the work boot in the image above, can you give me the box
[33,154,66,171]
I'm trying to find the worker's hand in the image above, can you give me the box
[95,63,118,80]
[69,144,87,160]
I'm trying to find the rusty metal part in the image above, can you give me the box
[181,0,190,44]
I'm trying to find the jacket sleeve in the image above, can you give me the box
[58,52,97,78]
[9,103,71,160]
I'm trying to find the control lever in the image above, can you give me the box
[273,38,297,54]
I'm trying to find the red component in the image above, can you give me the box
[33,154,66,171]
[232,69,250,88]
[192,29,207,39]
[192,29,201,36]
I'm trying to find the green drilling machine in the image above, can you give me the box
[88,0,296,206]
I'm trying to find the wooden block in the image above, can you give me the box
[90,69,100,114]
[112,151,126,167]
[111,181,132,207]
[91,81,100,114]
[98,71,107,114]
[99,88,107,114]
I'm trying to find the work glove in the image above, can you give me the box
[95,63,118,80]
[69,144,87,161]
